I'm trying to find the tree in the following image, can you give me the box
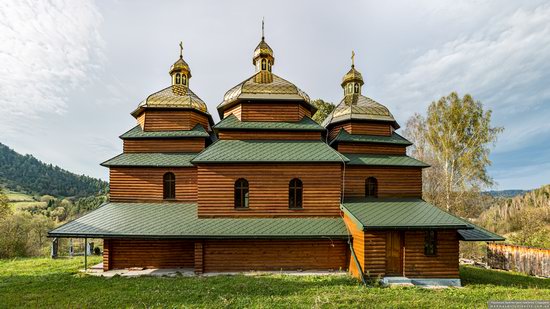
[0,188,10,219]
[311,99,335,124]
[405,92,503,214]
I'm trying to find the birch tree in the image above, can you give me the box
[405,92,503,214]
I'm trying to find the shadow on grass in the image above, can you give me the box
[460,265,550,289]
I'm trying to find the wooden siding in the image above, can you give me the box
[344,166,422,198]
[218,131,321,140]
[344,213,364,278]
[123,138,205,153]
[194,241,204,274]
[363,231,387,277]
[202,239,347,272]
[241,103,308,122]
[109,167,197,202]
[403,230,459,278]
[136,112,146,129]
[197,164,342,217]
[299,104,311,119]
[142,110,210,131]
[103,239,112,271]
[223,104,242,120]
[103,239,194,270]
[337,142,406,155]
[329,122,392,141]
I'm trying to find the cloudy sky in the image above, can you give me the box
[1,0,549,190]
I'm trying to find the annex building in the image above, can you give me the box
[49,31,503,285]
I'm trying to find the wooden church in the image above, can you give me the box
[49,30,503,286]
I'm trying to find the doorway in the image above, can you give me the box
[386,231,403,275]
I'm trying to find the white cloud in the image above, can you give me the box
[0,0,104,134]
[383,3,550,121]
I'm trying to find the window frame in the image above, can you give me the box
[424,230,438,256]
[365,177,378,198]
[163,172,176,200]
[234,178,249,209]
[288,178,303,209]
[175,73,181,84]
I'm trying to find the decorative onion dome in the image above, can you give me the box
[131,84,210,117]
[341,66,364,87]
[252,20,274,74]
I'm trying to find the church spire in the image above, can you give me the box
[253,19,274,73]
[341,51,364,96]
[169,41,191,87]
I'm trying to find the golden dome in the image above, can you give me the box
[169,57,192,78]
[131,85,209,117]
[322,94,399,129]
[253,38,274,65]
[341,66,364,87]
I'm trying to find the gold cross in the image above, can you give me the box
[351,50,355,66]
[262,17,265,39]
[179,41,183,58]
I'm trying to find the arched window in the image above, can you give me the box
[175,73,181,84]
[268,61,272,72]
[354,83,359,93]
[348,83,353,94]
[163,172,176,199]
[182,74,187,85]
[289,178,303,209]
[261,59,267,70]
[365,177,378,198]
[234,178,249,208]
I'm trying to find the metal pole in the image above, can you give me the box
[84,237,88,272]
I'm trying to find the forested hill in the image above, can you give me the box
[0,143,108,197]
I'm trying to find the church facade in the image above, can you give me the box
[49,32,502,285]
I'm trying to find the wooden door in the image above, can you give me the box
[386,231,403,275]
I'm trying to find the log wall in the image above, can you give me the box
[201,239,348,272]
[197,163,342,217]
[337,143,406,155]
[344,166,422,198]
[103,239,195,270]
[123,138,205,153]
[109,167,197,202]
[240,102,311,122]
[223,105,242,120]
[487,243,550,278]
[218,131,321,140]
[142,110,210,131]
[403,230,459,278]
[329,121,392,141]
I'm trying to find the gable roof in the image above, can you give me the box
[341,198,471,229]
[120,124,209,139]
[344,154,430,167]
[101,153,197,167]
[192,140,348,164]
[48,202,348,239]
[214,114,325,132]
[331,129,412,146]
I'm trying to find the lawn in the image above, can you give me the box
[0,257,548,308]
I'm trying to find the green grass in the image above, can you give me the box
[5,190,35,202]
[0,257,548,308]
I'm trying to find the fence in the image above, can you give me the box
[487,243,550,278]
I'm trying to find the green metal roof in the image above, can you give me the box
[458,224,505,241]
[101,153,197,167]
[331,129,412,146]
[214,114,325,131]
[120,124,209,139]
[341,198,472,230]
[48,202,348,239]
[344,154,430,167]
[192,140,348,164]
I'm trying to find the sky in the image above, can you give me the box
[1,0,549,190]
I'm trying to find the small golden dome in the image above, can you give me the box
[341,66,364,87]
[253,38,274,66]
[169,57,192,78]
